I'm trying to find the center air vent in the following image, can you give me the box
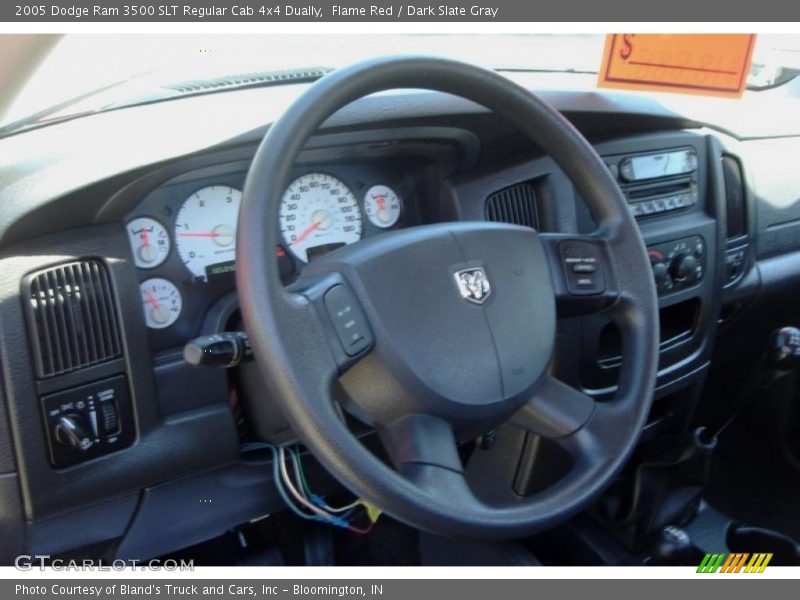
[25,260,122,378]
[485,182,538,228]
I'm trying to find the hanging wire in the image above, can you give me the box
[288,446,361,513]
[240,442,374,534]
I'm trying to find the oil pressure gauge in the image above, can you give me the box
[363,185,402,229]
[140,278,182,329]
[127,217,170,269]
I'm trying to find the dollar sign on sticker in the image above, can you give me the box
[621,34,635,60]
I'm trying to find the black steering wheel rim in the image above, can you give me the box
[236,56,659,539]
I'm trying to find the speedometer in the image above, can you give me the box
[279,173,362,263]
[175,185,241,280]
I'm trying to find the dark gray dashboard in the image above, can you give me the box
[0,81,798,562]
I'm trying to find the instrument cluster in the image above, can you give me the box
[125,164,414,350]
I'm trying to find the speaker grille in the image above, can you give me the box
[26,260,122,378]
[485,182,538,228]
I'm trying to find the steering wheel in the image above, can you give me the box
[236,56,659,539]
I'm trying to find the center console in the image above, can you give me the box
[572,132,732,550]
[576,131,724,400]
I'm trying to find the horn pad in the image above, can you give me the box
[303,222,556,426]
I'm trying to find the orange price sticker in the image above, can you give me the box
[598,34,757,98]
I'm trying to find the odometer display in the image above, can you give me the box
[279,173,362,263]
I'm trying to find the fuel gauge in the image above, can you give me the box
[127,217,170,269]
[363,185,402,229]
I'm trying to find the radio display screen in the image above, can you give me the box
[629,149,696,180]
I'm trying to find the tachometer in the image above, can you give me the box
[174,186,241,280]
[279,173,362,263]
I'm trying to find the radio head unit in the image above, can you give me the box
[619,148,698,182]
[606,147,700,219]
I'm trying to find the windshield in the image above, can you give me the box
[3,33,800,134]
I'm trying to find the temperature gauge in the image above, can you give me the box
[127,217,170,269]
[363,185,402,229]
[140,278,182,329]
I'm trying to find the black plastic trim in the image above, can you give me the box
[0,223,240,520]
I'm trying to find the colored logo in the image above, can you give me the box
[697,553,773,573]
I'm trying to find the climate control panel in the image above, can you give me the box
[648,235,705,295]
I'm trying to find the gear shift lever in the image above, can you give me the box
[768,326,800,370]
[649,525,695,565]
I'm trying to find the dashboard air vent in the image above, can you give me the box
[485,182,538,228]
[25,260,122,378]
[721,155,747,240]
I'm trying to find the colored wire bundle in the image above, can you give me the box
[242,442,376,534]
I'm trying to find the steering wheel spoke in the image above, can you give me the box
[289,272,375,374]
[377,413,484,509]
[509,378,625,479]
[540,233,621,318]
[510,375,596,439]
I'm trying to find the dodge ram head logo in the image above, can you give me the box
[455,267,491,304]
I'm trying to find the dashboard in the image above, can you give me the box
[124,159,425,351]
[0,78,799,562]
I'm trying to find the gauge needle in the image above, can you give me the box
[375,195,387,211]
[291,221,322,246]
[145,290,160,310]
[140,229,151,246]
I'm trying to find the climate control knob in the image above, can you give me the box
[670,254,699,282]
[652,261,671,291]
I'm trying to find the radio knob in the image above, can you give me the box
[670,254,699,282]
